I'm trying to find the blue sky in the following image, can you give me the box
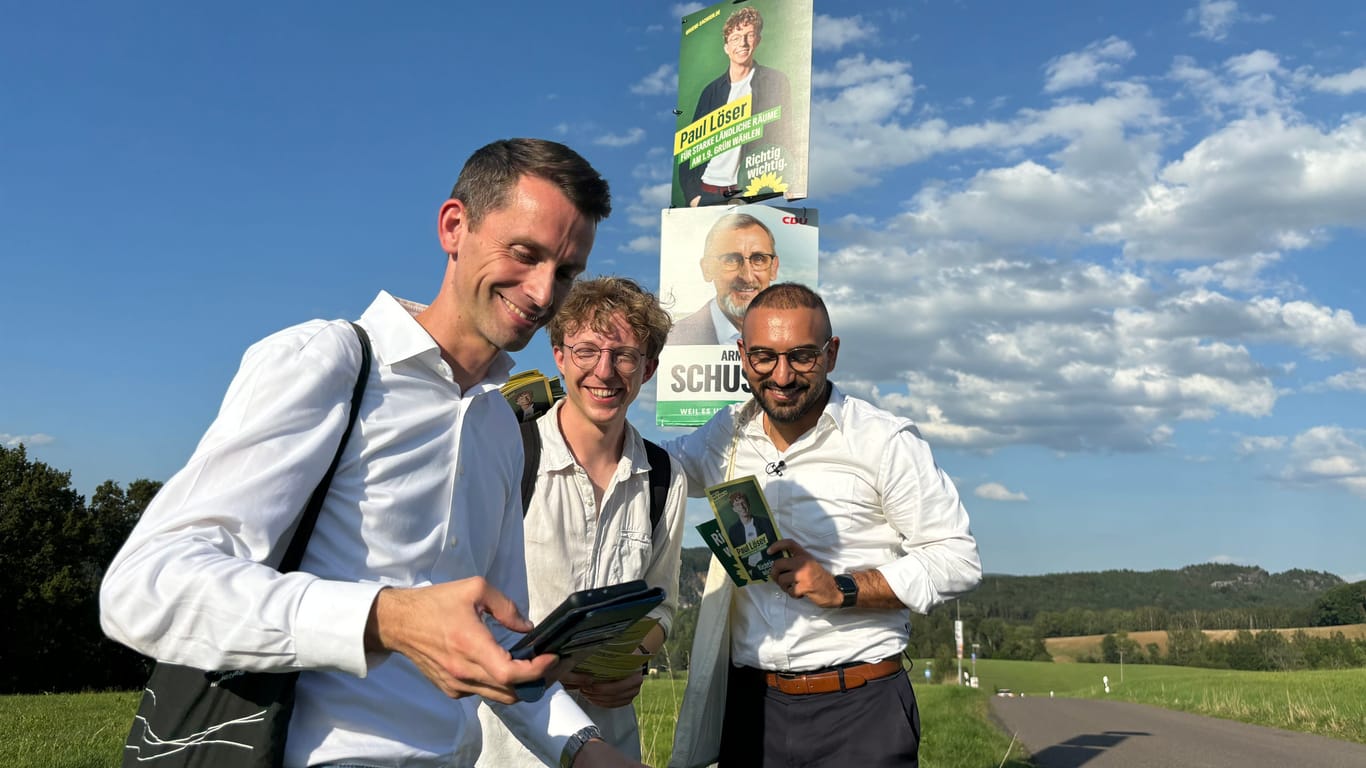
[4,1,1364,581]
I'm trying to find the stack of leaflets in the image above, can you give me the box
[501,369,563,422]
[696,475,783,587]
[568,616,660,681]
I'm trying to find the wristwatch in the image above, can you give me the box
[559,724,603,768]
[834,573,859,608]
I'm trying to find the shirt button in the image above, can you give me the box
[448,535,459,548]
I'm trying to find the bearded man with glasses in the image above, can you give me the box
[668,212,780,346]
[477,277,687,766]
[664,283,982,768]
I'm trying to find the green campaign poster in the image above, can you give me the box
[672,0,812,208]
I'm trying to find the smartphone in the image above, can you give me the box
[509,580,665,701]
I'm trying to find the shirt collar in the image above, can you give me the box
[537,399,650,476]
[359,290,513,394]
[740,382,847,444]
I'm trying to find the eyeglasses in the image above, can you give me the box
[744,339,831,375]
[726,31,757,45]
[711,252,775,273]
[561,343,644,374]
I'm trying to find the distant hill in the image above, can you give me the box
[969,563,1343,622]
[676,550,1342,620]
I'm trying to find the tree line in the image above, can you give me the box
[1093,627,1366,671]
[1,444,155,693]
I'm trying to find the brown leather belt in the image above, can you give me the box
[700,182,741,195]
[763,657,903,695]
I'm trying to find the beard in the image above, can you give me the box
[753,378,829,424]
[719,278,761,325]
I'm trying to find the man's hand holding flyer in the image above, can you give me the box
[696,475,783,584]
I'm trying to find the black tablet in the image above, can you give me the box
[510,580,665,701]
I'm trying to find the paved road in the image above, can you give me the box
[989,696,1366,768]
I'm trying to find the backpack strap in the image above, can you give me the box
[520,418,542,517]
[642,439,671,534]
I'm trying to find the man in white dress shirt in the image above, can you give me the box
[477,276,686,765]
[665,283,982,768]
[100,139,644,768]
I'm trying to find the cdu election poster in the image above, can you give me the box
[657,204,818,426]
[672,0,812,209]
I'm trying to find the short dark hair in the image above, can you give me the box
[449,138,611,227]
[747,282,831,339]
[549,276,673,359]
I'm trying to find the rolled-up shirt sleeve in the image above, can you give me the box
[873,425,983,613]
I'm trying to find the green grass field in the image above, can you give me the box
[1,678,1029,768]
[0,691,140,768]
[8,663,1363,766]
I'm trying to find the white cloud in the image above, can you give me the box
[1,433,55,447]
[813,55,914,90]
[1188,0,1238,42]
[807,54,1170,197]
[1319,368,1366,392]
[623,181,672,230]
[1044,36,1135,93]
[1169,51,1290,120]
[1175,252,1282,293]
[1209,554,1252,565]
[671,3,706,17]
[1237,435,1286,455]
[631,64,676,96]
[1104,112,1366,261]
[622,235,659,254]
[1115,291,1366,362]
[814,14,874,51]
[1280,426,1366,497]
[595,128,646,147]
[974,482,1028,502]
[820,243,1302,451]
[1309,65,1366,95]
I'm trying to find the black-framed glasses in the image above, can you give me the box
[712,252,775,272]
[744,339,831,375]
[561,343,644,374]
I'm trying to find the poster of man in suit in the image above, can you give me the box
[672,0,812,208]
[707,476,782,582]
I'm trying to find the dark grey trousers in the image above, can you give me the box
[718,663,921,768]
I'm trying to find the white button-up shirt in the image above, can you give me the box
[478,399,687,764]
[666,385,982,672]
[101,291,592,767]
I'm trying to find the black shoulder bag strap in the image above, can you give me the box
[278,321,372,571]
[519,418,670,533]
[122,320,372,768]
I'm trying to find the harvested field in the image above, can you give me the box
[1044,623,1366,662]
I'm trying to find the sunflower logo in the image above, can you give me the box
[743,172,788,198]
